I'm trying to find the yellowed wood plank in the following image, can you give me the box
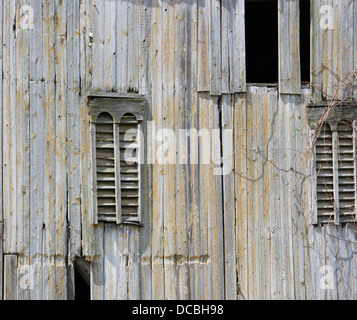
[4,255,18,300]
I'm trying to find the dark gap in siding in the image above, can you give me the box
[245,0,278,84]
[74,266,91,300]
[300,0,311,83]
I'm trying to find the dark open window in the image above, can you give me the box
[245,0,278,84]
[300,0,311,83]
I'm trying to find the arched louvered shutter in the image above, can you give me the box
[95,112,119,223]
[119,113,141,224]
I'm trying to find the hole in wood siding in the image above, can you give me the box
[245,0,278,84]
[74,266,90,300]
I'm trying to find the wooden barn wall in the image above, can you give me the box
[1,0,357,300]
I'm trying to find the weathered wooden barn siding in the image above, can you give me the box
[1,0,83,299]
[1,0,357,300]
[311,0,357,101]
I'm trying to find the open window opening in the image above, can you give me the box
[245,0,278,84]
[300,0,311,84]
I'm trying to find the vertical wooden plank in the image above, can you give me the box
[221,94,237,300]
[116,0,128,92]
[245,87,254,299]
[3,0,17,255]
[208,96,224,299]
[128,227,141,300]
[197,0,209,91]
[310,0,321,101]
[4,255,17,300]
[104,224,117,300]
[190,0,202,300]
[261,90,273,300]
[275,92,284,300]
[117,226,129,300]
[197,93,210,299]
[29,0,45,295]
[128,0,140,92]
[221,0,246,94]
[0,0,3,229]
[162,0,177,300]
[15,0,30,258]
[279,94,295,299]
[29,80,44,300]
[176,1,190,300]
[231,0,246,93]
[80,0,96,260]
[54,0,68,299]
[150,0,164,300]
[289,96,299,299]
[31,0,45,300]
[103,0,116,91]
[139,0,150,95]
[235,93,248,300]
[139,0,152,300]
[128,228,141,300]
[68,0,82,262]
[91,224,104,300]
[92,0,104,90]
[278,0,301,94]
[255,89,263,299]
[300,87,312,300]
[55,256,67,300]
[269,88,279,300]
[40,0,55,300]
[221,1,230,94]
[0,223,3,300]
[209,0,221,95]
[292,94,306,300]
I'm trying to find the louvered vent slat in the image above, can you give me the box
[337,121,356,223]
[96,113,117,223]
[120,114,140,224]
[316,125,335,224]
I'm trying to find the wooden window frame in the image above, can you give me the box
[88,93,146,226]
[308,104,357,225]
